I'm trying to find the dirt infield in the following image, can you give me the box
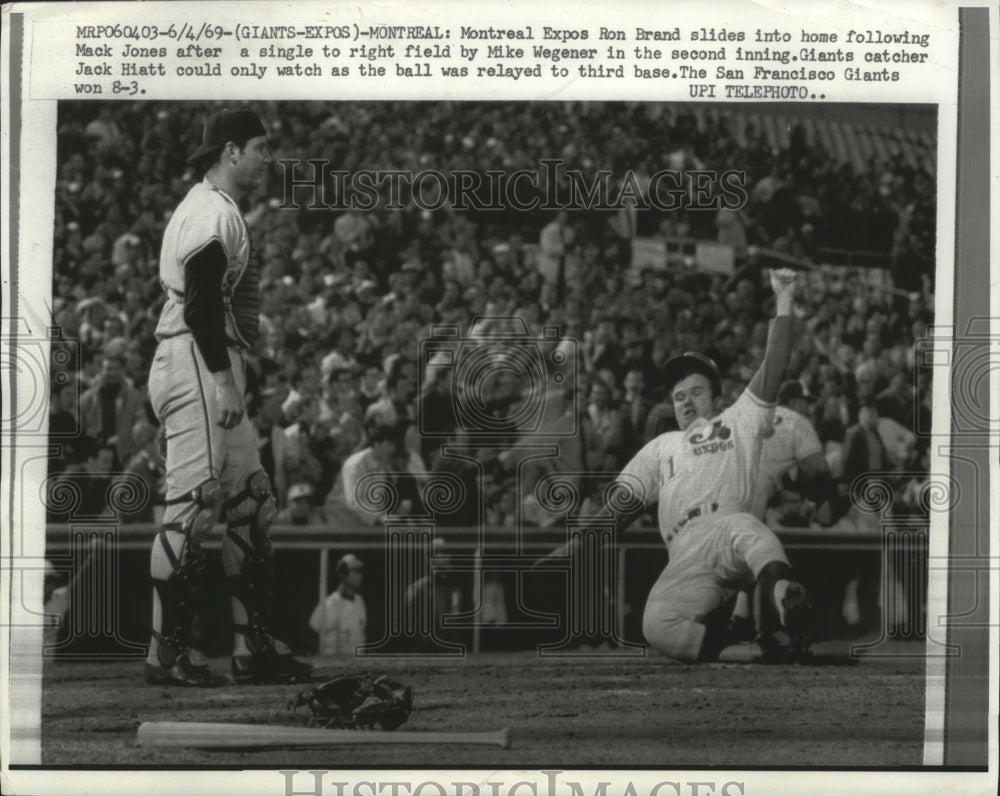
[39,641,926,769]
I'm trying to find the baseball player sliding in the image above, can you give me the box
[727,380,838,645]
[145,109,312,686]
[609,268,811,662]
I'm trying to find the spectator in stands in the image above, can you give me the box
[356,363,385,415]
[323,423,427,526]
[309,553,367,656]
[400,538,465,652]
[251,385,290,508]
[586,378,627,472]
[85,106,123,151]
[621,368,652,452]
[835,399,889,633]
[876,369,913,427]
[49,379,83,476]
[114,419,165,524]
[321,327,360,379]
[78,353,145,470]
[364,369,415,430]
[765,476,814,529]
[537,210,574,301]
[417,365,457,466]
[284,362,322,416]
[276,482,321,526]
[585,318,623,378]
[283,395,325,491]
[607,192,639,271]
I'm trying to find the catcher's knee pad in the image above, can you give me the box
[164,478,223,537]
[225,471,277,540]
[222,471,277,572]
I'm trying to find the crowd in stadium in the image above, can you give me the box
[47,100,936,534]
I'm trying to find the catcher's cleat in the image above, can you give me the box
[232,638,313,685]
[779,581,813,653]
[144,652,228,687]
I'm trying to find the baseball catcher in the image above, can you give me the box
[144,108,312,687]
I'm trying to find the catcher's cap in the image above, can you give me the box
[188,109,267,165]
[336,554,364,576]
[663,351,721,398]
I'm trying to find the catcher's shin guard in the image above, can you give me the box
[146,480,227,686]
[223,471,312,683]
[223,471,277,639]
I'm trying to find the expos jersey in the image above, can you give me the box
[155,180,260,348]
[619,389,774,545]
[749,405,823,519]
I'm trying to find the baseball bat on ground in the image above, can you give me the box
[137,721,512,750]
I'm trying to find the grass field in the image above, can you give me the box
[39,641,926,769]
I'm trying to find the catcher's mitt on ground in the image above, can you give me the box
[290,674,414,730]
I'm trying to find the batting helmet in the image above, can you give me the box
[662,352,722,398]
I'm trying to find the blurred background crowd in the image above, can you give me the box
[47,100,937,537]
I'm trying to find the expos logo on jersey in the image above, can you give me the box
[688,419,734,455]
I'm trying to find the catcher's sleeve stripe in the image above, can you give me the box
[190,340,218,475]
[183,240,231,373]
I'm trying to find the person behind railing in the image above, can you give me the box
[79,353,146,471]
[399,538,467,652]
[832,399,893,635]
[309,553,366,657]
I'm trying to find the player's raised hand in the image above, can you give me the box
[769,267,799,298]
[769,267,799,317]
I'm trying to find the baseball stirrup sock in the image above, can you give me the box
[148,528,203,666]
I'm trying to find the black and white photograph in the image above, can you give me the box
[1,2,995,795]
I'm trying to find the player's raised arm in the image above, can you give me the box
[747,268,799,406]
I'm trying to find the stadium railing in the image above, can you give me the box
[45,520,921,653]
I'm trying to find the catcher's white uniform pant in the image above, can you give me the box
[148,335,260,529]
[642,512,789,661]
